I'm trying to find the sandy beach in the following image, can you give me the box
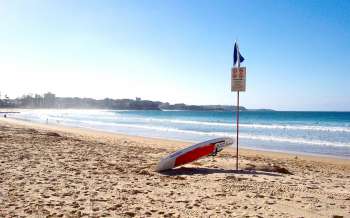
[0,118,349,217]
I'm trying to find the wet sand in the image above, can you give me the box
[0,118,349,217]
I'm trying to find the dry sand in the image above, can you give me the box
[0,118,349,217]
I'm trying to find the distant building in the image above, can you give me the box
[135,97,141,101]
[43,92,56,108]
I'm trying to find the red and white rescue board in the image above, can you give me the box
[156,137,234,172]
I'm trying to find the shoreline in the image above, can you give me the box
[1,117,349,217]
[2,117,350,164]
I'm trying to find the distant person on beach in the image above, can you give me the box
[3,114,6,118]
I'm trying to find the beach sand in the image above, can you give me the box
[0,118,349,217]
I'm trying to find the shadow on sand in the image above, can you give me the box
[159,167,282,177]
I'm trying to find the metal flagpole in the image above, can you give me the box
[236,42,240,171]
[236,91,239,170]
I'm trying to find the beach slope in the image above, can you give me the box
[0,118,349,217]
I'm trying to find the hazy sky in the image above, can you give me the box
[0,0,349,111]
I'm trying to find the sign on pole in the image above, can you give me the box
[231,67,246,92]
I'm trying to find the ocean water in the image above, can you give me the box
[9,109,350,158]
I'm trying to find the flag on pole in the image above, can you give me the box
[233,42,245,65]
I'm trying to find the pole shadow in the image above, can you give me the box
[159,167,283,177]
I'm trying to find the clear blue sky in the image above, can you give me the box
[0,0,349,111]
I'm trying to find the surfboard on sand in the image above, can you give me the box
[156,137,234,172]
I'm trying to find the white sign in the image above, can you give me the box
[231,67,246,92]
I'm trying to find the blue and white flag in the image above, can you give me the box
[233,42,244,65]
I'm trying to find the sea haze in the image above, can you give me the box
[9,109,350,158]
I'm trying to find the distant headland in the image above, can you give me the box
[0,92,273,111]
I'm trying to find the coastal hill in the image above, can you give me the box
[0,92,272,111]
